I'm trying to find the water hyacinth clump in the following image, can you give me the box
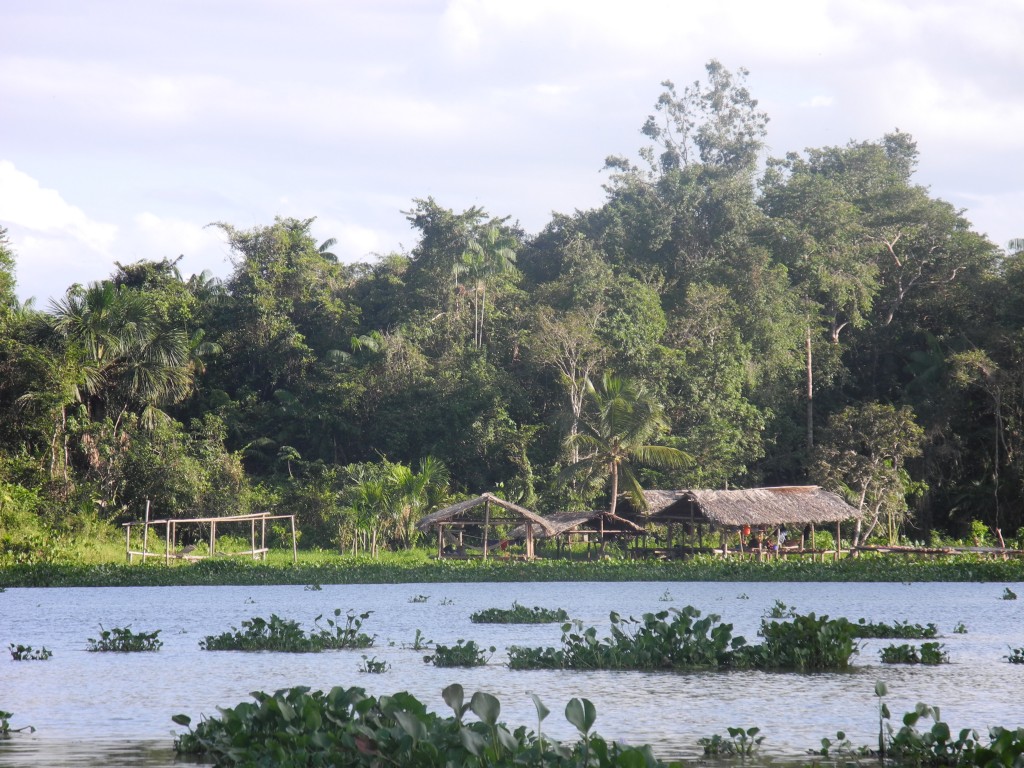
[851,618,939,639]
[470,602,569,624]
[507,606,858,672]
[879,642,950,665]
[424,639,494,667]
[1005,647,1024,664]
[200,609,374,652]
[173,684,674,767]
[8,643,52,661]
[87,625,163,652]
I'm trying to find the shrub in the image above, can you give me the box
[1005,647,1024,664]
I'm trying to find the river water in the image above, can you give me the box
[1,581,1022,765]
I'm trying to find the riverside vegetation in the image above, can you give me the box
[4,551,1024,588]
[5,61,1024,583]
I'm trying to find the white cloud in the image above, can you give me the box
[0,160,118,253]
[800,96,835,109]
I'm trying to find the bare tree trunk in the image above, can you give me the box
[806,324,814,454]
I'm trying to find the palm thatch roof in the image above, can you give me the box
[639,486,860,527]
[508,511,645,540]
[417,493,557,536]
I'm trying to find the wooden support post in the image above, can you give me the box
[165,520,171,564]
[482,499,491,561]
[526,522,534,559]
[125,524,132,563]
[142,500,150,562]
[250,518,256,559]
[835,522,841,561]
[209,520,216,558]
[261,517,267,561]
[810,523,816,561]
[290,515,298,563]
[437,525,444,559]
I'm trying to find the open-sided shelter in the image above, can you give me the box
[507,510,645,554]
[417,493,557,560]
[637,486,861,557]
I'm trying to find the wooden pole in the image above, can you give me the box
[290,515,298,563]
[261,517,267,561]
[835,522,841,561]
[437,525,444,559]
[165,520,171,564]
[209,520,216,558]
[526,522,534,559]
[125,523,132,563]
[142,499,150,562]
[250,518,256,559]
[482,499,491,561]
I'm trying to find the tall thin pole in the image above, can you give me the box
[142,499,150,562]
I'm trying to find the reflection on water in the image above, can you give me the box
[1,580,1022,766]
[0,739,175,768]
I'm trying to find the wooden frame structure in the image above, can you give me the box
[508,510,645,555]
[123,502,298,564]
[634,486,861,560]
[417,493,557,560]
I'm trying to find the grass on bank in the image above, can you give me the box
[3,547,1024,588]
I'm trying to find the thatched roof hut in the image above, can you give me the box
[417,493,556,559]
[634,486,861,557]
[640,486,860,527]
[643,487,860,561]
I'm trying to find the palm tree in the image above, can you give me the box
[456,226,518,348]
[564,372,690,518]
[43,281,193,430]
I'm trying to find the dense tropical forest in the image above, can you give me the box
[1,62,1022,561]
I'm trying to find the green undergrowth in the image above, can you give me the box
[200,609,374,652]
[4,551,1024,587]
[470,602,570,623]
[507,606,858,672]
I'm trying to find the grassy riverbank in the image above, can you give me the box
[2,550,1023,587]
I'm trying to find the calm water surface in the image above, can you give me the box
[2,581,1022,766]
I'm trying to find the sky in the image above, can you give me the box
[2,0,1023,307]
